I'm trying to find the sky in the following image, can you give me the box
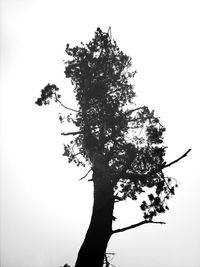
[0,0,200,267]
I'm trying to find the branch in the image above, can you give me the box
[54,94,78,112]
[162,149,192,170]
[114,195,123,202]
[112,220,165,234]
[61,131,82,136]
[79,168,92,181]
[73,152,82,157]
[126,106,147,115]
[116,149,192,184]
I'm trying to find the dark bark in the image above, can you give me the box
[75,153,114,267]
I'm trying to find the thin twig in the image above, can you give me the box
[54,94,78,112]
[79,168,92,181]
[112,220,165,234]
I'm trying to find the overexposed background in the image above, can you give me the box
[0,1,199,267]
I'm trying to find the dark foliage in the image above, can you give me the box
[36,27,179,221]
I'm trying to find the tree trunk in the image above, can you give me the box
[75,153,114,267]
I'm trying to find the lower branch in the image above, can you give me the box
[112,220,165,234]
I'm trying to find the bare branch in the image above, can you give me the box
[145,149,192,179]
[112,220,165,234]
[135,148,191,180]
[61,131,82,136]
[54,94,78,112]
[162,149,192,170]
[79,168,92,181]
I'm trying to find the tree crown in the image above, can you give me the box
[36,27,187,220]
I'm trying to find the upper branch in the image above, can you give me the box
[145,149,192,178]
[112,220,165,234]
[162,149,191,170]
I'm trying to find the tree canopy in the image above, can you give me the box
[36,27,190,221]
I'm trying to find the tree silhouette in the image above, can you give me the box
[36,27,191,267]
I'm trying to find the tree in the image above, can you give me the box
[36,27,191,267]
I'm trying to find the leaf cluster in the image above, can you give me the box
[35,84,60,106]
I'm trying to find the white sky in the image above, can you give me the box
[0,1,200,267]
